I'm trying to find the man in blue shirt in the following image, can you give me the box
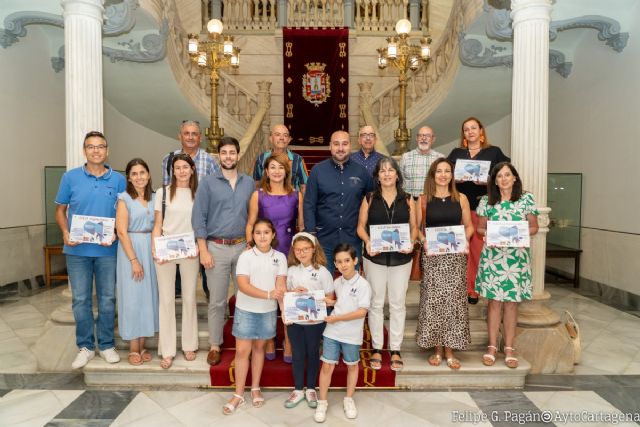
[304,130,373,273]
[192,137,255,366]
[55,131,126,369]
[350,125,384,176]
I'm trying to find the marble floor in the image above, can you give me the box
[1,281,639,426]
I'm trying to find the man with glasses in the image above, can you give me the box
[400,126,444,198]
[55,131,126,369]
[351,126,384,176]
[253,123,308,193]
[161,120,221,299]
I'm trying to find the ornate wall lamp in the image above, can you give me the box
[377,19,431,155]
[187,19,240,153]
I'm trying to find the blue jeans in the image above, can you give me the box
[66,254,117,351]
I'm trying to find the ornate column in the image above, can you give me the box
[62,0,105,169]
[510,0,574,373]
[409,0,421,30]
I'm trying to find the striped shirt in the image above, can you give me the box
[400,148,444,197]
[162,148,221,186]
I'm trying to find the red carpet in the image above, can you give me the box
[210,297,396,387]
[290,148,330,170]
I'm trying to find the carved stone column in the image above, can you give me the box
[62,0,105,169]
[510,0,574,373]
[257,80,272,151]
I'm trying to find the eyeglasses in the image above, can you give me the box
[272,132,290,138]
[360,133,375,139]
[417,134,433,139]
[85,144,107,151]
[294,247,313,254]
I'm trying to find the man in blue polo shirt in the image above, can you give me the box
[253,123,308,193]
[304,130,373,273]
[350,125,384,176]
[55,131,126,369]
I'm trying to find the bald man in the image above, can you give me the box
[351,125,384,176]
[400,126,444,198]
[303,130,373,272]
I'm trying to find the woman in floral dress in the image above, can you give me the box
[475,162,539,368]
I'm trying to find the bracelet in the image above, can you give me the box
[130,257,137,262]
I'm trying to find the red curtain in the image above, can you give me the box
[283,28,349,146]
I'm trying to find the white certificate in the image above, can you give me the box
[283,290,328,324]
[69,215,115,244]
[454,159,491,183]
[425,225,467,255]
[486,221,530,248]
[369,223,412,253]
[154,232,198,261]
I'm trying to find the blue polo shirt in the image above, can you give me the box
[351,149,384,176]
[303,157,373,249]
[192,172,255,240]
[55,164,126,257]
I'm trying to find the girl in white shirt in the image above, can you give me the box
[223,218,287,415]
[283,232,334,409]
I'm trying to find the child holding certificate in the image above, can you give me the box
[223,218,287,415]
[283,232,334,409]
[475,162,539,369]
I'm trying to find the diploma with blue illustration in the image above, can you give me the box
[154,232,198,261]
[486,220,530,248]
[283,290,328,324]
[425,225,467,255]
[69,215,115,244]
[369,223,412,253]
[454,159,491,183]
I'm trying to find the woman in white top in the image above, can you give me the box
[283,232,334,409]
[151,154,200,369]
[223,218,287,415]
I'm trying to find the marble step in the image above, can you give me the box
[84,350,210,387]
[395,350,530,389]
[115,319,211,351]
[398,319,490,352]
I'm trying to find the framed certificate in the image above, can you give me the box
[369,223,412,253]
[154,232,198,261]
[69,215,115,244]
[425,225,467,255]
[454,159,491,183]
[283,290,328,324]
[486,221,530,248]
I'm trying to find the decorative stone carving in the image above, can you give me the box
[104,20,168,63]
[103,0,138,36]
[0,12,64,48]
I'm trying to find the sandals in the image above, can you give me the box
[183,350,197,361]
[160,357,173,369]
[428,353,443,367]
[369,349,382,370]
[140,349,152,363]
[127,352,143,366]
[482,345,497,366]
[251,388,265,408]
[504,347,519,369]
[223,394,245,415]
[446,357,461,370]
[389,350,404,372]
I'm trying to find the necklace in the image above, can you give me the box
[434,192,450,202]
[381,196,396,223]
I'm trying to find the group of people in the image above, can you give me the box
[55,116,539,422]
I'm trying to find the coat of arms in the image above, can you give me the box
[302,62,331,106]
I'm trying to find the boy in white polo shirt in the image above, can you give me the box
[314,243,371,423]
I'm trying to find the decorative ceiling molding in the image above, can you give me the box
[459,34,572,78]
[50,20,168,72]
[104,0,139,36]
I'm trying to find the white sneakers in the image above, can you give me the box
[99,347,121,364]
[305,388,318,408]
[285,390,305,408]
[314,400,328,423]
[71,347,95,369]
[73,347,120,368]
[343,397,358,419]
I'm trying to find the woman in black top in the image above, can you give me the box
[357,157,417,372]
[415,158,474,369]
[447,117,509,304]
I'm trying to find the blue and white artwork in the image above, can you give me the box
[154,232,197,261]
[425,225,467,255]
[369,223,412,253]
[454,159,491,183]
[284,290,328,324]
[486,220,530,248]
[69,215,115,244]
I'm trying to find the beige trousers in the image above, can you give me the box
[155,257,200,358]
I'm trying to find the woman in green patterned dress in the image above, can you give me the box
[475,162,538,368]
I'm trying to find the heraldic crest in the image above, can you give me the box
[302,62,331,106]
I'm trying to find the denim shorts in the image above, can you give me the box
[232,307,277,340]
[320,336,361,365]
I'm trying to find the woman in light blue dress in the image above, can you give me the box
[115,158,159,365]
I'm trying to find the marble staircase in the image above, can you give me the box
[84,281,530,388]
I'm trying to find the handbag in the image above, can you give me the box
[409,195,427,281]
[563,310,581,364]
